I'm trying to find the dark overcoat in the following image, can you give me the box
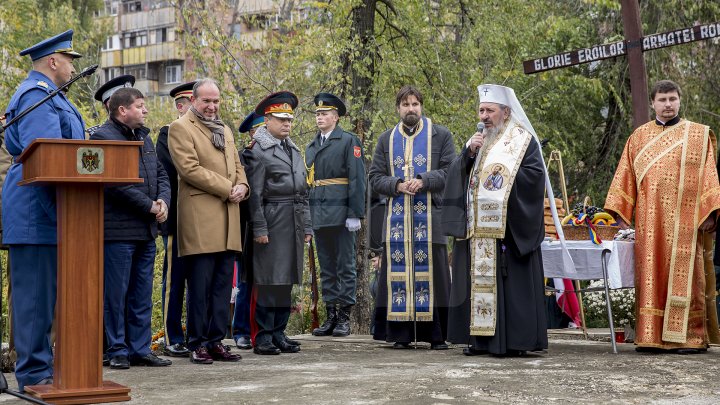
[241,126,312,285]
[155,125,179,236]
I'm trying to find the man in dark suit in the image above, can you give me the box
[305,93,366,337]
[155,80,195,357]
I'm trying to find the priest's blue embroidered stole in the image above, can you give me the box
[385,117,434,322]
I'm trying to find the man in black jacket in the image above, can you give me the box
[155,80,195,357]
[305,93,366,337]
[90,87,172,369]
[368,85,456,349]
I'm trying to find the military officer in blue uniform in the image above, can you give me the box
[1,29,85,392]
[86,74,135,136]
[156,80,195,357]
[305,93,366,337]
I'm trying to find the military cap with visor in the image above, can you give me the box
[94,74,135,103]
[255,91,298,119]
[169,81,197,102]
[20,29,82,61]
[314,92,346,117]
[238,111,266,133]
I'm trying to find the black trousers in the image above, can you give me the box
[184,251,235,350]
[254,284,293,345]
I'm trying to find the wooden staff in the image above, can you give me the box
[308,242,320,330]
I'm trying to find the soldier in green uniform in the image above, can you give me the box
[305,93,366,337]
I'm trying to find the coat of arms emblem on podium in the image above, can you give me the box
[77,147,104,174]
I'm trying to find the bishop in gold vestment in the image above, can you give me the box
[605,81,720,351]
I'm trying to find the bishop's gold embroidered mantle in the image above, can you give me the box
[466,119,532,336]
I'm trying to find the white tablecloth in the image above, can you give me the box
[541,240,635,288]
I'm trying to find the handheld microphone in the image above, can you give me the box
[476,122,485,134]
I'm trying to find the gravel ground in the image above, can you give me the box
[2,333,719,404]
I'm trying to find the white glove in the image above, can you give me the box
[345,218,361,232]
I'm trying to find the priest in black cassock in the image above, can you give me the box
[443,84,548,357]
[368,85,456,349]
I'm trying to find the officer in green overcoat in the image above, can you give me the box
[304,93,366,337]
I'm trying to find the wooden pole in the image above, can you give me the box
[548,150,588,338]
[621,0,650,129]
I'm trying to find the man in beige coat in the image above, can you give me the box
[168,78,249,365]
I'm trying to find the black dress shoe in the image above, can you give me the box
[635,346,665,353]
[282,334,301,346]
[674,348,706,355]
[22,376,53,393]
[190,347,214,364]
[253,342,281,355]
[208,343,242,361]
[103,353,110,366]
[274,340,300,353]
[392,342,411,349]
[164,343,190,357]
[33,377,54,385]
[109,355,130,369]
[463,347,488,356]
[235,336,253,350]
[430,342,449,350]
[492,349,527,358]
[130,353,172,367]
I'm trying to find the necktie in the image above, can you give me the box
[321,135,326,146]
[283,140,292,158]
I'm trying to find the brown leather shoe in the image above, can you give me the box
[190,347,214,364]
[208,342,242,361]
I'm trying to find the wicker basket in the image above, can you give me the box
[562,224,619,241]
[561,196,619,241]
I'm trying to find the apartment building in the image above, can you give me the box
[98,0,307,98]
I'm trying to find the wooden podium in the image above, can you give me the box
[17,139,144,404]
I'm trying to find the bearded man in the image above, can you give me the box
[443,84,547,357]
[368,85,456,349]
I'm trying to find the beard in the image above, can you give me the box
[401,113,420,128]
[478,125,501,155]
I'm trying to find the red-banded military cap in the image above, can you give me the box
[255,91,299,119]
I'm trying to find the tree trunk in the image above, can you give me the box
[342,0,378,335]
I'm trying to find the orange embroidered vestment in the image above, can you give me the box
[605,119,720,349]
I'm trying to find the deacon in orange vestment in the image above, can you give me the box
[605,80,720,352]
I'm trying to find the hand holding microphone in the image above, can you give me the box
[468,122,485,155]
